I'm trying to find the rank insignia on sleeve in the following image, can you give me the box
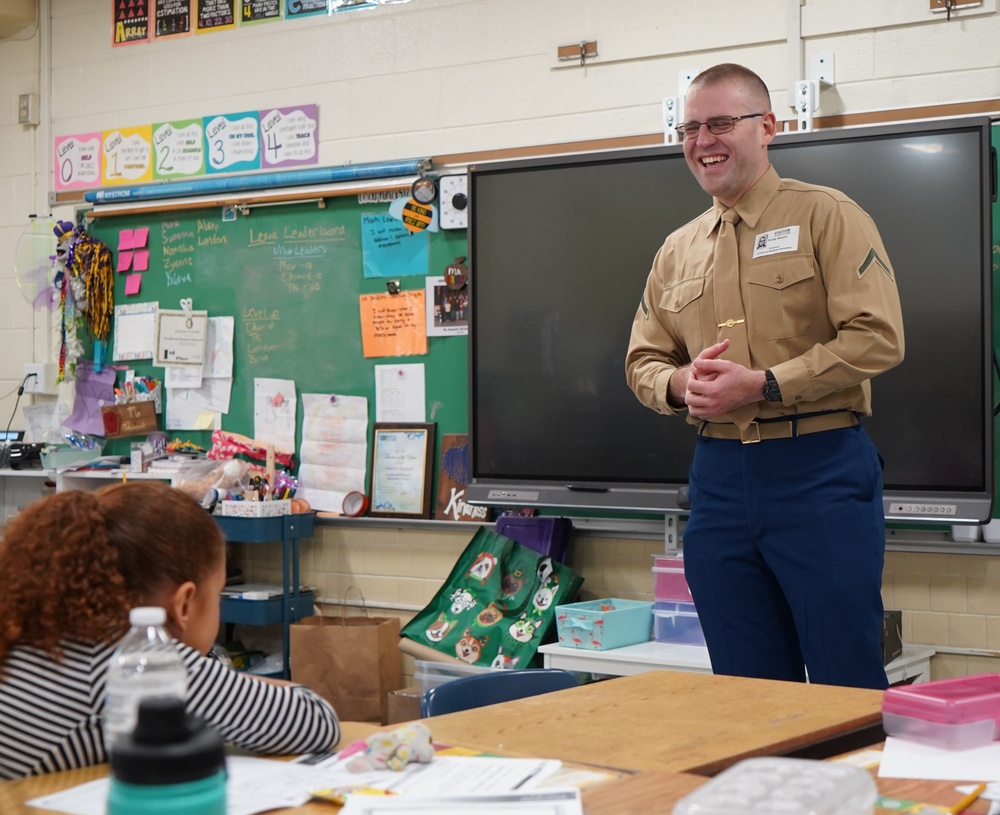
[857,247,893,281]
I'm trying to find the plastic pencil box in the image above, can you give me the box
[881,673,1000,749]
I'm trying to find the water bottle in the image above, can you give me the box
[103,606,187,754]
[107,696,226,815]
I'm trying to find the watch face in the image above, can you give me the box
[410,177,437,205]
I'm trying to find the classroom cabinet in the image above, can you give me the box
[215,513,316,680]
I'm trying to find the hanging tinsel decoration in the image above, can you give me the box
[68,229,114,343]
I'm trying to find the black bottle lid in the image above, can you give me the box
[110,696,226,785]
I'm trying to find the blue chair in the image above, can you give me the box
[420,668,579,717]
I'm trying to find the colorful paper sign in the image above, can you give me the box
[203,111,261,173]
[153,119,206,179]
[259,105,318,168]
[53,133,102,190]
[101,125,154,186]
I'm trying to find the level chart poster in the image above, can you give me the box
[114,0,150,45]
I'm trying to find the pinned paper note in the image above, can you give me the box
[125,273,142,295]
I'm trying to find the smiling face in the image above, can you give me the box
[682,77,777,208]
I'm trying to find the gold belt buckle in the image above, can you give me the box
[740,422,762,444]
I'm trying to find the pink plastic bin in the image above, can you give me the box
[652,555,694,603]
[882,673,1000,749]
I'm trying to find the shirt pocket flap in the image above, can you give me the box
[747,257,815,291]
[660,277,705,313]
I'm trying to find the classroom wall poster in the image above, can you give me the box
[154,0,192,38]
[260,105,318,168]
[114,0,150,46]
[152,119,206,179]
[203,111,261,173]
[102,125,154,186]
[196,0,237,33]
[241,0,282,23]
[284,0,327,18]
[435,434,490,522]
[53,133,102,190]
[297,393,369,513]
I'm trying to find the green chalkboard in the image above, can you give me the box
[86,195,469,484]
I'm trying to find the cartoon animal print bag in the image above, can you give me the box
[400,525,584,669]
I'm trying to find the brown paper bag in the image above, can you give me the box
[289,613,403,724]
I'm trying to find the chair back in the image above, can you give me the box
[420,667,579,717]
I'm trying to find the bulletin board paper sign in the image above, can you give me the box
[125,273,142,296]
[113,302,158,361]
[155,308,209,365]
[359,290,427,358]
[117,251,133,272]
[133,250,149,271]
[361,212,429,279]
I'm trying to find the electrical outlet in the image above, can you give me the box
[17,93,38,126]
[22,363,57,395]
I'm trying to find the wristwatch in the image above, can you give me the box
[763,369,782,402]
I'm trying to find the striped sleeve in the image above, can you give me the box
[178,645,341,755]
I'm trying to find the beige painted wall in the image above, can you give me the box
[2,1,999,677]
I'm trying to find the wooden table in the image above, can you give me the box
[425,669,886,775]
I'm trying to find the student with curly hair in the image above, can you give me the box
[0,481,341,779]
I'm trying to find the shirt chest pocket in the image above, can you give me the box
[747,255,820,340]
[660,277,705,349]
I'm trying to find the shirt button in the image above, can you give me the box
[775,275,784,284]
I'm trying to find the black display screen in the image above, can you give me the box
[467,118,995,522]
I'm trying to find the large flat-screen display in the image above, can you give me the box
[466,117,996,523]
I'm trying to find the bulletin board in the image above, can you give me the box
[85,194,469,467]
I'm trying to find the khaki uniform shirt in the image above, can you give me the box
[625,166,904,426]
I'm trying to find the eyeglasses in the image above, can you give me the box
[675,113,764,140]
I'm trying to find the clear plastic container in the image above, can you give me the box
[672,756,877,815]
[654,601,705,645]
[104,607,188,753]
[882,673,1000,749]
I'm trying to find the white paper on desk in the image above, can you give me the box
[26,756,323,815]
[878,736,1000,781]
[375,363,425,422]
[368,756,563,795]
[340,788,582,815]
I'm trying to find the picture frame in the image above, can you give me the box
[369,422,436,519]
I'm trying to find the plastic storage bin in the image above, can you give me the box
[413,659,498,695]
[652,555,693,603]
[653,601,705,645]
[495,516,572,563]
[882,673,1000,749]
[672,756,877,815]
[555,598,652,650]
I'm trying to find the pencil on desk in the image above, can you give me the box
[948,782,987,814]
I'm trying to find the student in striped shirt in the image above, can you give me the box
[0,481,341,779]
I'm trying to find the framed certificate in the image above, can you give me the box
[155,307,208,366]
[369,422,436,519]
